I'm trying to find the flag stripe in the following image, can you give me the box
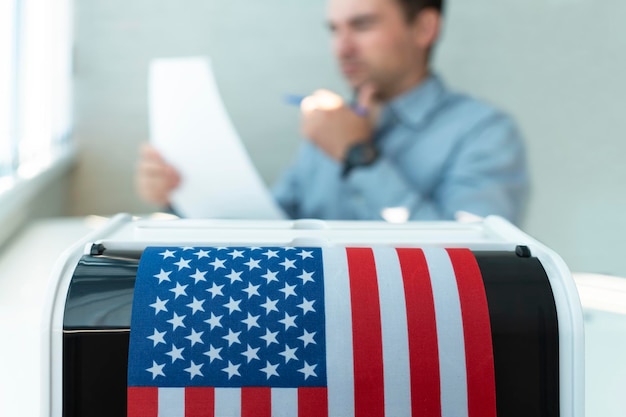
[214,388,241,417]
[242,387,271,417]
[346,248,385,417]
[447,249,497,417]
[423,247,468,417]
[322,247,355,416]
[159,387,185,417]
[396,248,441,416]
[373,247,412,415]
[128,387,158,417]
[298,387,329,417]
[271,388,297,417]
[185,387,214,417]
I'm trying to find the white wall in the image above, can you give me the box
[71,0,626,276]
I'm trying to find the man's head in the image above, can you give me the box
[327,0,443,100]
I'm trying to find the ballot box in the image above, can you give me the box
[48,214,584,417]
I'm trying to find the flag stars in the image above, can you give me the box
[279,282,298,299]
[189,269,207,284]
[154,269,171,284]
[204,312,223,330]
[228,249,245,259]
[185,361,203,379]
[298,270,315,285]
[280,258,297,271]
[297,298,316,315]
[180,246,195,251]
[159,249,176,259]
[244,258,262,271]
[222,329,242,347]
[278,312,298,330]
[260,361,280,379]
[241,344,260,363]
[167,312,186,331]
[147,329,166,347]
[298,362,318,380]
[185,329,204,347]
[204,344,222,363]
[206,282,224,299]
[279,345,299,364]
[149,297,168,314]
[173,257,192,271]
[166,344,184,363]
[146,361,165,379]
[186,297,205,315]
[170,282,188,299]
[298,330,316,347]
[263,249,279,259]
[224,297,242,314]
[209,258,227,270]
[225,269,243,283]
[298,250,314,260]
[242,282,261,299]
[260,329,280,347]
[241,313,260,330]
[222,361,241,380]
[194,249,210,259]
[260,297,279,315]
[261,269,279,284]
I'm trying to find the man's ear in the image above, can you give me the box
[412,8,441,49]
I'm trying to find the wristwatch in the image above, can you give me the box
[342,141,379,178]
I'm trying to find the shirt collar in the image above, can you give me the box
[379,74,447,129]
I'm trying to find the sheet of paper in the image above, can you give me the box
[148,56,286,219]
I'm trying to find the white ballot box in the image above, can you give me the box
[38,214,583,416]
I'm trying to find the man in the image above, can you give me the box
[137,0,529,224]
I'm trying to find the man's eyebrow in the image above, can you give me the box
[327,13,380,31]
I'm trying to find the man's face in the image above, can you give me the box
[327,0,429,99]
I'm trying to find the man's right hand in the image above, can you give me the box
[135,143,181,206]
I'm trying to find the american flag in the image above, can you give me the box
[128,246,496,417]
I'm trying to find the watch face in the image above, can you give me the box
[348,142,378,166]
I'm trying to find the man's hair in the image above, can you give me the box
[395,0,444,21]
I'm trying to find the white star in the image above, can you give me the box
[241,344,260,363]
[149,297,168,314]
[242,282,260,298]
[263,249,279,259]
[249,247,262,251]
[209,258,227,270]
[222,361,241,380]
[185,361,203,379]
[260,297,279,315]
[260,361,280,379]
[206,282,224,298]
[189,269,207,284]
[298,361,318,380]
[244,258,262,271]
[185,329,204,346]
[147,329,166,347]
[222,329,242,347]
[260,328,279,347]
[194,249,210,259]
[298,330,316,347]
[203,344,222,363]
[279,283,297,299]
[215,247,228,251]
[298,250,314,260]
[225,269,243,283]
[297,298,316,315]
[241,313,260,330]
[186,297,205,315]
[204,312,223,330]
[180,246,195,251]
[167,312,186,331]
[166,344,184,363]
[224,297,242,314]
[228,249,245,259]
[278,312,298,330]
[284,247,297,251]
[146,361,165,379]
[153,269,171,284]
[297,270,315,285]
[170,282,188,299]
[174,257,191,271]
[279,345,299,363]
[261,269,279,284]
[280,258,297,270]
[159,249,176,259]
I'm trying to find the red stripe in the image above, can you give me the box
[185,387,214,417]
[298,387,329,417]
[346,248,385,416]
[447,248,497,417]
[241,387,271,417]
[396,248,441,416]
[127,387,158,417]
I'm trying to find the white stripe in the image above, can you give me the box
[322,247,355,417]
[373,247,412,415]
[271,388,297,417]
[158,387,184,417]
[423,247,469,417]
[214,387,241,417]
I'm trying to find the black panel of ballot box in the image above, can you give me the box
[62,250,559,417]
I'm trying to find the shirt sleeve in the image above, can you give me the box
[344,114,530,224]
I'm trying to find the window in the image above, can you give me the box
[0,0,73,184]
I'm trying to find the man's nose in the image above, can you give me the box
[333,30,357,59]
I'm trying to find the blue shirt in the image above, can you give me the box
[272,75,529,224]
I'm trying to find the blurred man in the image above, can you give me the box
[137,0,529,224]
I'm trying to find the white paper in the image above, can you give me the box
[148,56,286,219]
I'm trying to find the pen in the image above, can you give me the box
[284,94,367,117]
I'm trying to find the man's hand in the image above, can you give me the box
[135,143,181,206]
[300,87,377,161]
